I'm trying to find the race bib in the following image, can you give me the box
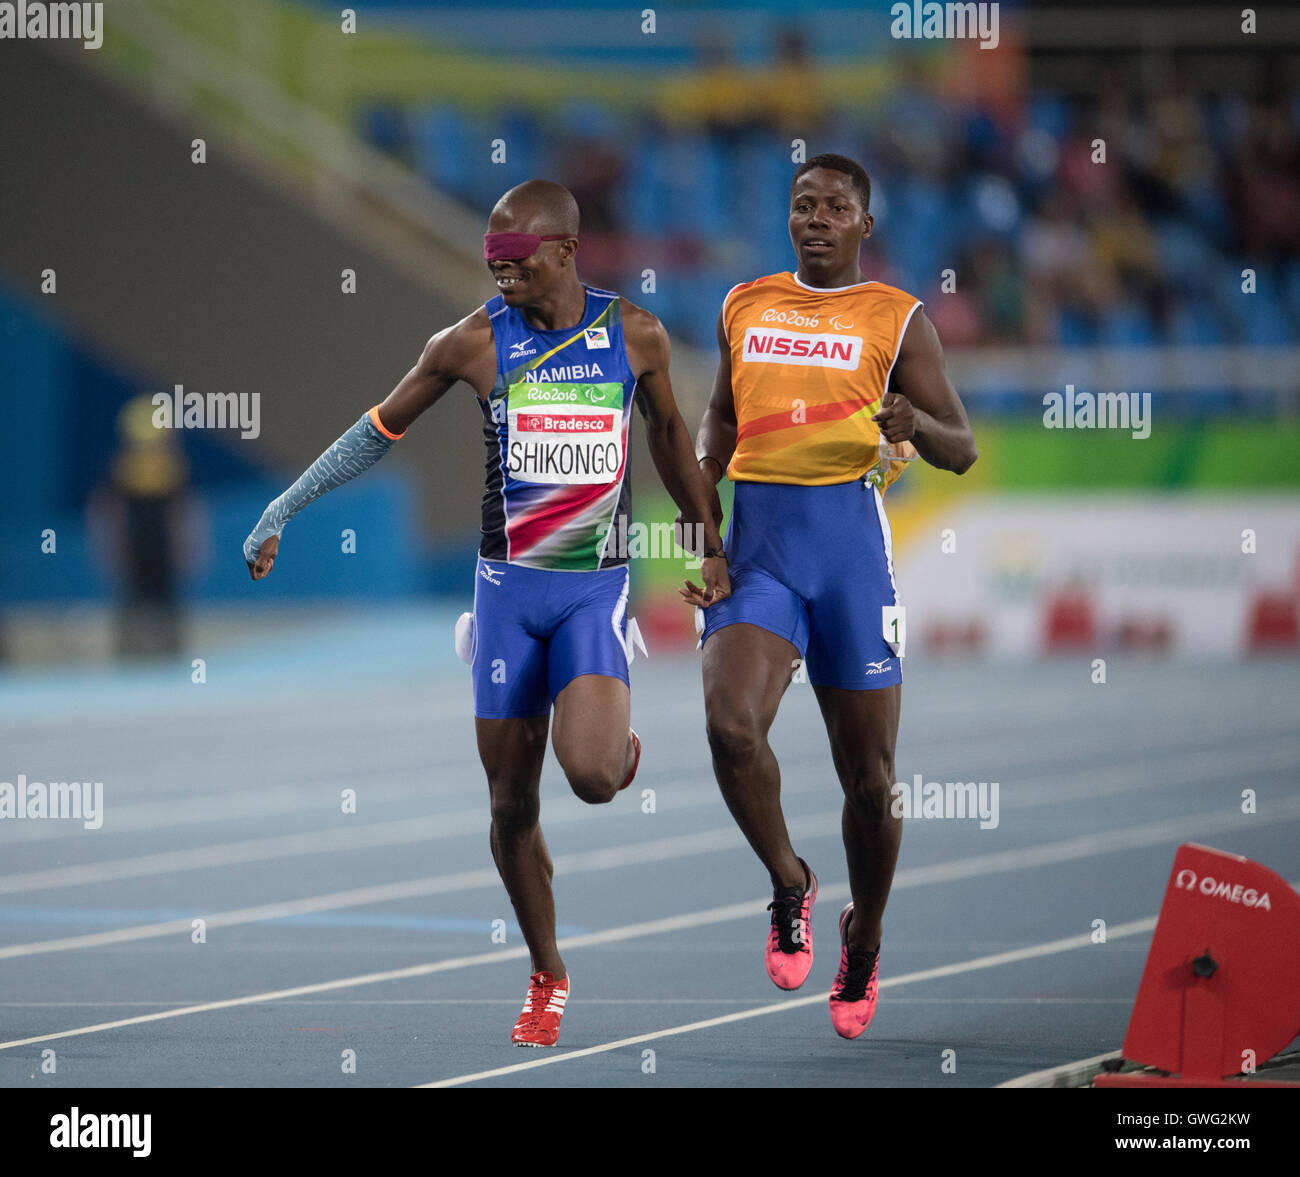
[882,604,907,658]
[507,382,624,485]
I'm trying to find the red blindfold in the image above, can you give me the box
[483,232,573,261]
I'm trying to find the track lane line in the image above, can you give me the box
[0,815,836,964]
[5,728,1294,884]
[418,918,1163,1087]
[2,800,1295,961]
[997,1050,1125,1088]
[0,897,779,1051]
[1,818,1294,1051]
[422,871,1300,1088]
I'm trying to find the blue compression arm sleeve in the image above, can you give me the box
[243,409,400,565]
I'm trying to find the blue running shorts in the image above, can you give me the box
[700,479,903,690]
[470,557,632,718]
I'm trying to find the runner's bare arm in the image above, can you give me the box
[695,308,738,491]
[621,302,730,606]
[373,308,495,434]
[245,311,494,580]
[872,310,977,474]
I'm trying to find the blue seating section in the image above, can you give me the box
[356,85,1299,359]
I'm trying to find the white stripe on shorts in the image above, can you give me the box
[610,567,631,663]
[872,484,899,605]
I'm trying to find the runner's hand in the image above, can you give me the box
[679,556,730,607]
[872,391,916,444]
[247,534,280,581]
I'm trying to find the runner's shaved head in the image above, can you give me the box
[491,180,580,236]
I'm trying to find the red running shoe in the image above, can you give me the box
[618,729,641,792]
[828,903,880,1039]
[511,971,569,1047]
[764,858,817,990]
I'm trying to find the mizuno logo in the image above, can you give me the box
[865,659,891,675]
[509,337,537,358]
[479,564,503,586]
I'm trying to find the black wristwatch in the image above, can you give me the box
[702,547,726,560]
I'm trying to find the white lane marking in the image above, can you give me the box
[424,871,1300,1088]
[0,996,1135,1008]
[0,895,798,1050]
[0,767,483,844]
[0,811,484,894]
[8,704,1293,848]
[0,947,529,1051]
[3,796,1295,961]
[1,820,1292,1059]
[0,767,833,890]
[0,813,837,961]
[8,726,1297,885]
[997,1050,1125,1088]
[886,795,1300,889]
[1006,736,1300,809]
[8,682,1292,838]
[418,917,1164,1087]
[15,706,1292,806]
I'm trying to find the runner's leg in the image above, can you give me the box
[812,683,902,952]
[546,563,638,802]
[476,714,565,978]
[702,622,805,890]
[551,673,636,802]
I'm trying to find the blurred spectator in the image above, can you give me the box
[1057,124,1125,210]
[1021,193,1108,343]
[757,29,828,139]
[1089,187,1172,333]
[970,242,1024,344]
[554,126,625,291]
[925,281,983,347]
[88,396,195,659]
[1230,95,1300,266]
[661,32,759,141]
[363,47,1300,351]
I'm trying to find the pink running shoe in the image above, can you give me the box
[828,903,880,1039]
[764,858,817,990]
[618,729,641,792]
[511,971,569,1047]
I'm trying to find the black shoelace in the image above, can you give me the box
[767,886,807,954]
[833,947,879,1003]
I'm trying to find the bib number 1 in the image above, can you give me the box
[882,604,906,658]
